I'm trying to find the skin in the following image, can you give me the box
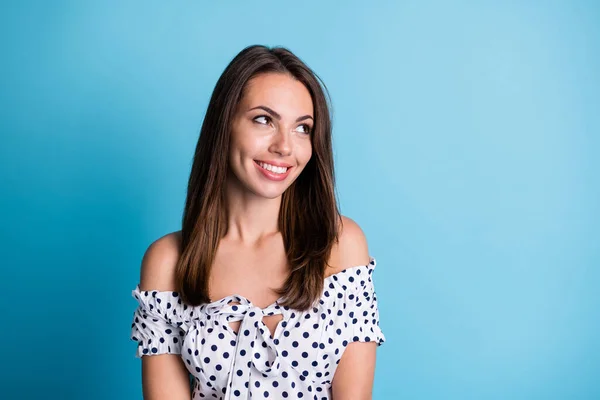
[138,72,377,399]
[227,72,314,208]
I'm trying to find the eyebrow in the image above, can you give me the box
[248,105,313,123]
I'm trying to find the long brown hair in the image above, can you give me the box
[176,45,341,311]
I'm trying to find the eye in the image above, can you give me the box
[296,124,312,135]
[253,115,271,125]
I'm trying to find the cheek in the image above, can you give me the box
[229,131,252,160]
[300,141,313,165]
[233,129,264,156]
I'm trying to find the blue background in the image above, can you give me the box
[1,1,598,399]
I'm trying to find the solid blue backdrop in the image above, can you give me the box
[0,1,598,399]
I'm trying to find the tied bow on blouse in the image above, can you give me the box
[185,296,285,399]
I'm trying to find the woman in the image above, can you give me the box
[130,45,385,399]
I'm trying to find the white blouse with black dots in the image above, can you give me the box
[130,257,385,399]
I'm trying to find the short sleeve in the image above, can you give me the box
[129,285,187,358]
[348,266,386,346]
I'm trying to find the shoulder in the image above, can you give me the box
[325,215,370,278]
[138,230,183,291]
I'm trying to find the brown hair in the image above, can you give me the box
[175,44,340,311]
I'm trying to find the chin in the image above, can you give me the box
[250,183,291,199]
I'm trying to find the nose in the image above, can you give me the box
[269,129,292,157]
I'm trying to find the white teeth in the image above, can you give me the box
[258,162,288,174]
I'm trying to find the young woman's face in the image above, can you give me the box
[228,72,314,199]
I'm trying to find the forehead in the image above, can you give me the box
[240,73,314,116]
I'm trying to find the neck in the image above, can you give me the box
[224,179,282,246]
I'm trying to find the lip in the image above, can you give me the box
[254,160,293,181]
[254,160,293,168]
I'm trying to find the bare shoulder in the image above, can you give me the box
[138,230,182,291]
[326,215,370,278]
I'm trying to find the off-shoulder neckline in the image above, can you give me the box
[323,256,376,281]
[133,256,376,311]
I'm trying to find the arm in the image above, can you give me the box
[138,232,192,400]
[330,217,379,400]
[332,341,378,400]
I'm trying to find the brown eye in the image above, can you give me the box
[296,124,312,135]
[253,115,270,125]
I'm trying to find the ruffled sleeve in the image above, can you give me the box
[348,270,385,346]
[129,285,190,358]
[329,257,386,346]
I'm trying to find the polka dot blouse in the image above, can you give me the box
[130,257,385,399]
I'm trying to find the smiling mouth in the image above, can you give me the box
[254,160,291,174]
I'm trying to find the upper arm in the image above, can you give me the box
[330,216,378,399]
[138,231,191,400]
[332,341,378,399]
